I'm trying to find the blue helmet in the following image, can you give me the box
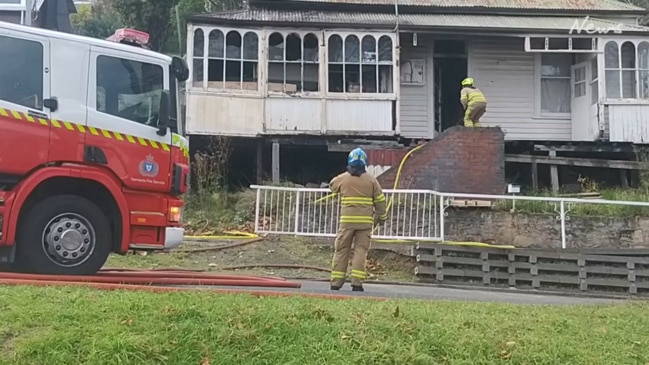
[347,147,368,167]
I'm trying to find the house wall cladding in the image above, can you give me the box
[468,37,572,141]
[377,126,505,194]
[446,210,649,249]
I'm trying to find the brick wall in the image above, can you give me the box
[377,126,505,194]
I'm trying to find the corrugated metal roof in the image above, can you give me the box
[269,0,645,12]
[193,9,649,33]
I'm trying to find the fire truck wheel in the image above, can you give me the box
[15,195,112,275]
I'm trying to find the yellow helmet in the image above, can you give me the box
[461,77,474,87]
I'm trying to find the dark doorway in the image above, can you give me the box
[433,40,468,132]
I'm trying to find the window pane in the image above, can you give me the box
[243,32,258,60]
[286,63,301,91]
[591,57,598,79]
[640,70,649,99]
[345,64,360,92]
[304,64,319,91]
[361,65,376,92]
[193,59,204,84]
[194,29,204,57]
[208,30,223,58]
[622,70,636,98]
[345,35,359,63]
[96,55,164,126]
[639,41,649,69]
[591,81,599,104]
[378,36,392,62]
[621,42,635,69]
[541,78,570,113]
[286,33,301,61]
[226,31,241,59]
[605,69,621,98]
[574,82,586,97]
[242,62,258,90]
[0,35,43,110]
[604,41,619,68]
[269,32,284,61]
[304,33,319,62]
[541,53,571,77]
[379,65,393,93]
[328,64,343,92]
[328,35,343,63]
[361,35,376,63]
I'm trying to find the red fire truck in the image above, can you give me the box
[0,21,190,275]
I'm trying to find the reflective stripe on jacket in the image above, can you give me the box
[329,171,388,230]
[460,86,487,109]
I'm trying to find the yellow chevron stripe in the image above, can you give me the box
[0,107,188,157]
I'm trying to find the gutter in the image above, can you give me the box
[187,16,649,35]
[248,0,648,17]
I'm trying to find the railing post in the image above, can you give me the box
[560,200,567,249]
[254,188,261,233]
[294,190,301,235]
[439,194,445,242]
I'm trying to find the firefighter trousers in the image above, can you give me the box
[464,102,487,127]
[330,228,372,288]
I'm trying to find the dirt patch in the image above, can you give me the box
[105,236,415,282]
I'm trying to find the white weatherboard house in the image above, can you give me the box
[184,0,649,147]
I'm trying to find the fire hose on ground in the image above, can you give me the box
[0,270,385,301]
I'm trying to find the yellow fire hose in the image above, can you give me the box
[184,143,513,250]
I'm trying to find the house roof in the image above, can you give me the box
[250,0,647,15]
[190,8,649,34]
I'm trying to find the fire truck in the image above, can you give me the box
[0,20,191,275]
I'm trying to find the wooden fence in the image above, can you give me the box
[414,243,649,296]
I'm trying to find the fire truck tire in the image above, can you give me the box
[15,195,112,275]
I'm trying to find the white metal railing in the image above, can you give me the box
[251,185,440,240]
[250,185,649,248]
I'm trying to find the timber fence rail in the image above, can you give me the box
[414,243,649,296]
[251,185,649,248]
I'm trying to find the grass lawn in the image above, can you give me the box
[0,286,648,365]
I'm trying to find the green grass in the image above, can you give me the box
[0,286,648,364]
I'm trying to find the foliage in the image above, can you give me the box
[71,0,246,53]
[0,286,648,364]
[70,0,125,39]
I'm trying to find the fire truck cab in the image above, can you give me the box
[0,21,190,275]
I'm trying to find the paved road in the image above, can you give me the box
[196,280,627,305]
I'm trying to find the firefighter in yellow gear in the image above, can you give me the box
[460,77,487,127]
[328,147,387,292]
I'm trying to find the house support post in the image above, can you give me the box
[256,138,264,184]
[549,150,559,193]
[272,140,280,184]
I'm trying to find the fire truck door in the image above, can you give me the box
[86,47,173,193]
[0,30,51,181]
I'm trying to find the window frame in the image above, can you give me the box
[324,30,397,99]
[602,38,649,101]
[0,32,47,112]
[0,0,26,11]
[266,30,321,96]
[534,52,574,119]
[188,25,262,95]
[93,51,169,130]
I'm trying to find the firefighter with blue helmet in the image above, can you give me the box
[328,147,387,292]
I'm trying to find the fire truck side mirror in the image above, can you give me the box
[156,90,170,137]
